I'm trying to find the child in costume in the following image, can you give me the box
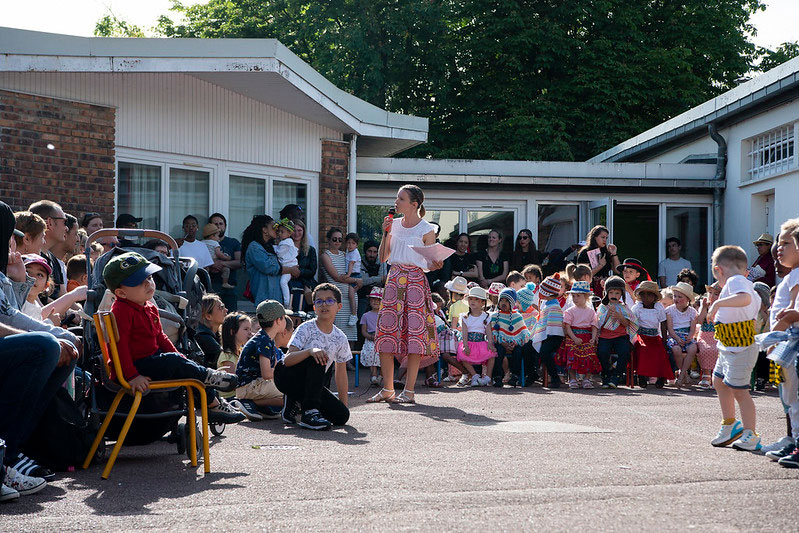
[456,286,496,387]
[531,274,565,388]
[359,286,382,386]
[491,288,533,387]
[558,280,600,389]
[695,282,721,390]
[666,282,699,388]
[632,280,672,388]
[596,276,638,389]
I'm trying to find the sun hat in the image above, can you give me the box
[467,281,480,290]
[670,281,698,303]
[488,282,506,297]
[753,233,774,246]
[567,280,592,294]
[704,281,720,294]
[368,286,384,299]
[538,273,562,300]
[498,287,518,306]
[601,275,626,305]
[103,252,162,291]
[616,258,651,280]
[444,276,468,295]
[22,254,52,276]
[202,223,219,239]
[467,286,488,300]
[634,280,661,301]
[256,299,287,323]
[753,281,771,310]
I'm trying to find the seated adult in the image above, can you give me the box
[475,229,509,289]
[357,240,387,316]
[206,213,242,311]
[510,229,544,272]
[195,294,227,368]
[28,201,68,300]
[441,233,478,282]
[177,215,213,269]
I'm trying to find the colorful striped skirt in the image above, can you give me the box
[375,264,440,368]
[556,329,601,374]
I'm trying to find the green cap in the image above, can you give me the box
[103,252,162,291]
[256,299,287,323]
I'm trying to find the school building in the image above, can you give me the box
[2,28,798,286]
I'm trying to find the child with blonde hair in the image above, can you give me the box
[666,282,699,387]
[557,281,600,389]
[456,286,496,387]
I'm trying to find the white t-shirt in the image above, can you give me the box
[658,257,692,286]
[179,239,214,268]
[716,274,760,352]
[665,304,698,330]
[387,218,435,270]
[274,238,299,267]
[345,248,362,274]
[632,302,667,333]
[460,311,490,336]
[289,319,352,371]
[771,268,799,330]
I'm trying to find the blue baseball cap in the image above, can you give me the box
[103,252,162,291]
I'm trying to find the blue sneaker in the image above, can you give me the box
[711,420,743,447]
[732,430,762,452]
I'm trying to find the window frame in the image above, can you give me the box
[744,122,798,184]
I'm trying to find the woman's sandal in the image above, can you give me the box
[393,390,416,404]
[366,388,396,403]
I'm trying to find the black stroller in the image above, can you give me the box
[80,229,224,467]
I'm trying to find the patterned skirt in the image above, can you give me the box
[359,339,380,367]
[634,334,674,379]
[696,329,719,371]
[437,323,459,354]
[667,327,697,352]
[375,264,440,369]
[556,329,601,374]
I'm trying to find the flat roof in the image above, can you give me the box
[0,27,428,156]
[589,56,799,162]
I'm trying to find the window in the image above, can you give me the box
[168,168,210,238]
[666,206,709,286]
[229,175,266,242]
[118,162,161,230]
[467,210,514,253]
[426,210,460,247]
[746,124,796,182]
[356,205,393,246]
[272,180,308,219]
[538,204,579,254]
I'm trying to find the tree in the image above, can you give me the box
[94,12,145,38]
[758,42,799,72]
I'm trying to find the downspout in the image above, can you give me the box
[348,134,358,234]
[708,123,726,249]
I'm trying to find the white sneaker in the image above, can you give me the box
[1,484,19,502]
[457,374,470,387]
[711,420,743,447]
[732,429,762,452]
[479,375,492,386]
[689,370,700,380]
[761,435,794,454]
[347,315,358,326]
[470,374,481,387]
[3,466,46,496]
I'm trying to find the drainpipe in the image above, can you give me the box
[348,134,358,234]
[708,123,726,249]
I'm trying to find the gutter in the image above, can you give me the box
[708,123,727,249]
[348,134,358,233]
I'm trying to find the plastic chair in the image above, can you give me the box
[82,311,211,479]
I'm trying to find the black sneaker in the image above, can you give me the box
[637,376,649,389]
[655,378,666,388]
[204,369,238,392]
[10,453,55,482]
[778,447,799,468]
[493,376,504,388]
[281,396,301,425]
[298,409,332,430]
[548,378,562,389]
[208,399,246,424]
[607,380,618,389]
[507,375,519,387]
[766,442,795,462]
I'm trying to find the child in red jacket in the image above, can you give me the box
[103,252,244,424]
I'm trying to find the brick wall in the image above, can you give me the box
[0,89,116,222]
[318,139,349,245]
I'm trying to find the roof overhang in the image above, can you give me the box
[589,56,799,162]
[0,27,428,157]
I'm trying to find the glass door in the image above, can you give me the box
[589,198,614,239]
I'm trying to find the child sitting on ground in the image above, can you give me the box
[201,223,233,289]
[217,312,253,396]
[273,218,299,308]
[632,280,672,388]
[596,276,638,389]
[491,288,533,387]
[666,282,699,388]
[557,280,600,389]
[708,245,762,451]
[456,286,496,387]
[103,252,244,424]
[531,274,565,388]
[345,232,364,326]
[360,287,383,386]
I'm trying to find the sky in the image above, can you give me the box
[1,0,797,50]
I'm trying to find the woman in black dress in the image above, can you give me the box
[510,229,544,272]
[475,229,509,289]
[575,225,620,296]
[442,232,478,282]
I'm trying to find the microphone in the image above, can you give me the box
[384,207,396,238]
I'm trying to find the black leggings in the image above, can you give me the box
[273,358,349,426]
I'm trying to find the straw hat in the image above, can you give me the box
[467,286,488,300]
[444,276,468,295]
[704,281,720,294]
[567,280,592,294]
[670,281,698,303]
[634,280,661,301]
[753,233,774,246]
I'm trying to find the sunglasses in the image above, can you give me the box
[518,235,530,240]
[313,298,337,306]
[330,237,343,242]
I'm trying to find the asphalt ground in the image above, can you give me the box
[3,377,798,532]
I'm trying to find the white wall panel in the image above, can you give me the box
[0,72,343,172]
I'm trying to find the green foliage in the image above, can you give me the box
[94,13,145,37]
[145,0,768,160]
[758,42,799,72]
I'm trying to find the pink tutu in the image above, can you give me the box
[457,340,494,365]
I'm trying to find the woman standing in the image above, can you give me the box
[242,215,298,305]
[475,230,509,289]
[575,225,620,297]
[319,227,358,341]
[290,220,317,310]
[510,229,543,272]
[368,184,442,404]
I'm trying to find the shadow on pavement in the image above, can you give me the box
[250,422,369,445]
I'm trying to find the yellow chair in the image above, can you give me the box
[82,311,211,479]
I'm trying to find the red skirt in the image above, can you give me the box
[634,334,674,379]
[556,331,601,374]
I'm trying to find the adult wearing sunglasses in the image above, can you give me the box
[28,201,68,300]
[319,227,358,341]
[510,229,544,272]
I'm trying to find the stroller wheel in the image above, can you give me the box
[210,423,225,436]
[175,422,186,455]
[181,421,202,459]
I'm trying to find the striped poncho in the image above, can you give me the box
[596,302,638,342]
[531,299,564,352]
[492,310,533,346]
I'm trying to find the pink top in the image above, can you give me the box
[563,306,598,330]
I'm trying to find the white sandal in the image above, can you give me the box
[366,388,396,403]
[393,390,416,404]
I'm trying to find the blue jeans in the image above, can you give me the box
[133,352,216,404]
[538,336,564,386]
[597,336,632,385]
[493,344,523,379]
[0,331,72,461]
